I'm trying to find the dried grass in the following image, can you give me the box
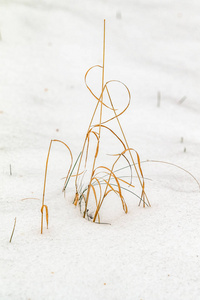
[73,19,149,223]
[40,20,150,232]
[41,139,73,234]
[40,20,199,233]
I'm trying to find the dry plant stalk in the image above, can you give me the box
[73,19,150,222]
[141,160,200,191]
[40,20,152,233]
[9,217,17,243]
[41,139,73,234]
[40,20,200,233]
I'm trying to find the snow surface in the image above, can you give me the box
[0,0,200,299]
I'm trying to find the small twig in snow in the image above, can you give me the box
[9,218,17,243]
[116,11,122,19]
[157,91,161,107]
[10,164,12,176]
[178,96,187,105]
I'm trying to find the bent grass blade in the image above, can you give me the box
[41,139,73,234]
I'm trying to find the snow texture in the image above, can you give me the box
[0,0,200,299]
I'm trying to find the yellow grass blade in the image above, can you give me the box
[74,192,79,206]
[93,165,126,221]
[41,204,49,234]
[92,124,126,149]
[90,184,100,223]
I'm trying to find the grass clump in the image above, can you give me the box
[40,20,200,233]
[68,20,150,224]
[40,20,150,232]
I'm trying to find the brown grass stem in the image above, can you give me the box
[41,139,73,234]
[105,85,150,207]
[83,20,106,218]
[40,20,150,229]
[21,197,40,201]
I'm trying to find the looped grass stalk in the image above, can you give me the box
[40,20,150,231]
[73,20,149,222]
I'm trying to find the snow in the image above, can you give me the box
[0,0,200,299]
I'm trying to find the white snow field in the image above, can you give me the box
[0,0,200,299]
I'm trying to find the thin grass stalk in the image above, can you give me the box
[84,65,110,108]
[94,173,152,182]
[9,217,17,243]
[90,184,100,223]
[99,19,106,138]
[141,160,200,191]
[105,85,150,207]
[75,66,108,192]
[85,181,147,206]
[41,140,52,234]
[93,148,145,221]
[94,171,135,188]
[63,151,82,191]
[93,158,122,222]
[75,85,101,192]
[41,205,48,230]
[113,159,200,193]
[93,165,125,221]
[82,130,100,217]
[21,197,40,201]
[41,139,73,234]
[108,152,133,186]
[100,80,131,125]
[52,140,73,191]
[83,20,106,218]
[91,176,103,204]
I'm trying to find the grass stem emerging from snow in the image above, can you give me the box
[9,218,16,243]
